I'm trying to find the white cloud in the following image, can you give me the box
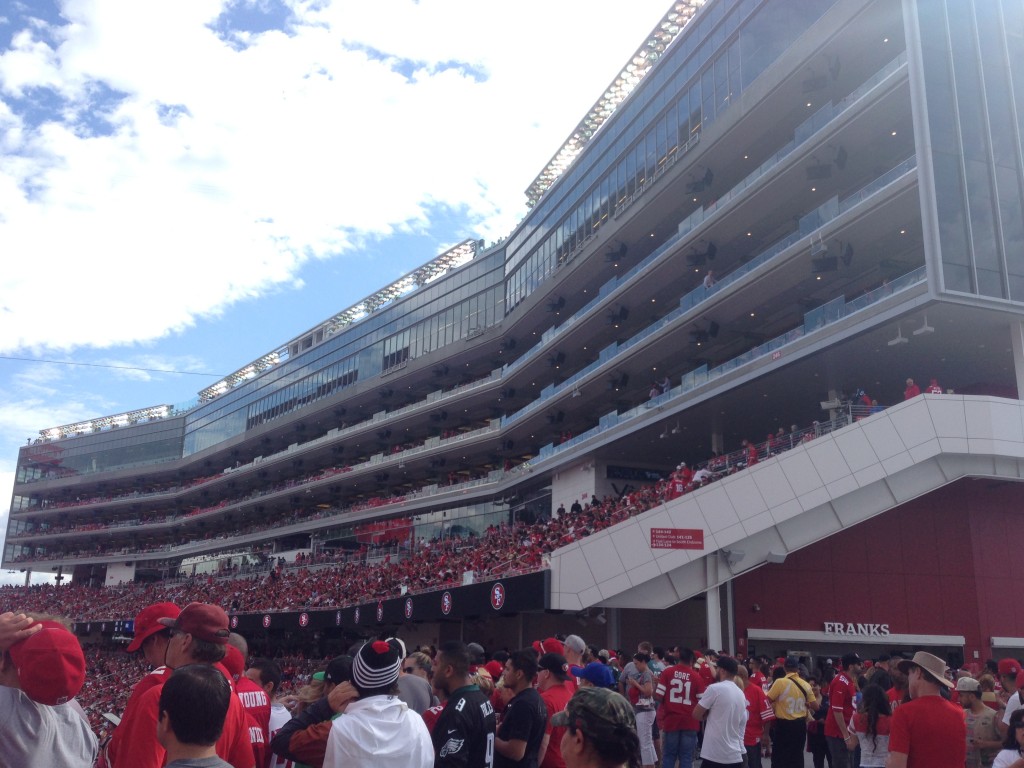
[0,0,671,353]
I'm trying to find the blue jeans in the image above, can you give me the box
[662,728,698,768]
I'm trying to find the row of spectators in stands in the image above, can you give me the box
[0,412,843,625]
[9,406,853,567]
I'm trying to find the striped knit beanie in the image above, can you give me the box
[352,639,402,690]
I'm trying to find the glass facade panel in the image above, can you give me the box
[916,0,1024,300]
[504,0,839,309]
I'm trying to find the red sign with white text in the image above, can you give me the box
[650,528,704,549]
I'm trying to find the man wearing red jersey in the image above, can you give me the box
[737,666,774,768]
[887,662,909,712]
[655,647,706,768]
[226,634,271,768]
[824,652,862,768]
[886,651,965,768]
[536,653,575,768]
[113,602,255,768]
[105,602,180,768]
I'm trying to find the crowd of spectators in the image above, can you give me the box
[0,411,857,631]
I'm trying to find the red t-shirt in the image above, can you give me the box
[112,664,256,768]
[655,665,706,731]
[743,683,775,746]
[750,670,769,695]
[236,675,271,768]
[825,672,856,738]
[540,682,574,768]
[888,695,966,768]
[887,687,906,711]
[107,666,172,768]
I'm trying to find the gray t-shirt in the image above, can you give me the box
[397,673,434,714]
[166,756,233,768]
[0,686,98,768]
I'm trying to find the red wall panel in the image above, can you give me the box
[733,479,1024,659]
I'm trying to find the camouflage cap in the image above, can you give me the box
[550,687,636,735]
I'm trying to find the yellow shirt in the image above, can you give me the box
[767,672,817,720]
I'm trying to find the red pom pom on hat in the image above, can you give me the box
[372,640,392,654]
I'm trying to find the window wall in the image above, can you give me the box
[504,0,837,310]
[916,0,1024,299]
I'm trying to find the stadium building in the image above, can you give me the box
[7,0,1024,667]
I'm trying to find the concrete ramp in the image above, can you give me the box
[548,395,1024,610]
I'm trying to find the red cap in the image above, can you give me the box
[158,603,230,645]
[127,602,180,653]
[532,637,564,656]
[484,660,504,680]
[998,658,1021,676]
[223,644,245,678]
[9,621,86,705]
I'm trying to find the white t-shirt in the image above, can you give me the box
[698,681,748,764]
[267,703,291,768]
[993,748,1024,768]
[1002,692,1023,725]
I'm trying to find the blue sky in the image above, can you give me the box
[0,0,675,583]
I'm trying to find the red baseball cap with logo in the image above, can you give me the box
[223,644,245,678]
[9,620,87,706]
[533,637,565,656]
[127,602,181,653]
[157,603,230,645]
[998,658,1021,677]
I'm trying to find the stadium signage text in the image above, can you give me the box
[823,622,890,636]
[650,527,704,549]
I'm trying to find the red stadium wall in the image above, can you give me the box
[732,479,1024,661]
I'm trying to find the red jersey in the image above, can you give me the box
[422,704,445,733]
[887,687,907,710]
[113,664,255,768]
[888,695,966,768]
[539,682,574,768]
[655,665,706,731]
[743,683,775,746]
[750,670,769,695]
[105,666,172,768]
[824,672,856,738]
[236,675,271,768]
[695,658,715,688]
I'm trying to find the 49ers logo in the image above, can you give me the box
[376,600,384,622]
[354,606,361,624]
[490,583,506,610]
[404,598,413,620]
[230,616,239,629]
[335,611,342,626]
[299,612,309,627]
[441,591,453,615]
[262,615,271,628]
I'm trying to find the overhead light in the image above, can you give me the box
[888,326,909,346]
[671,422,681,434]
[594,611,607,625]
[913,314,935,335]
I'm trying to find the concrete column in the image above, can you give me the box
[1010,321,1024,399]
[607,608,621,650]
[705,558,722,651]
[710,413,725,456]
[725,579,736,656]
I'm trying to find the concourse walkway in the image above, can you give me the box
[548,395,1024,611]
